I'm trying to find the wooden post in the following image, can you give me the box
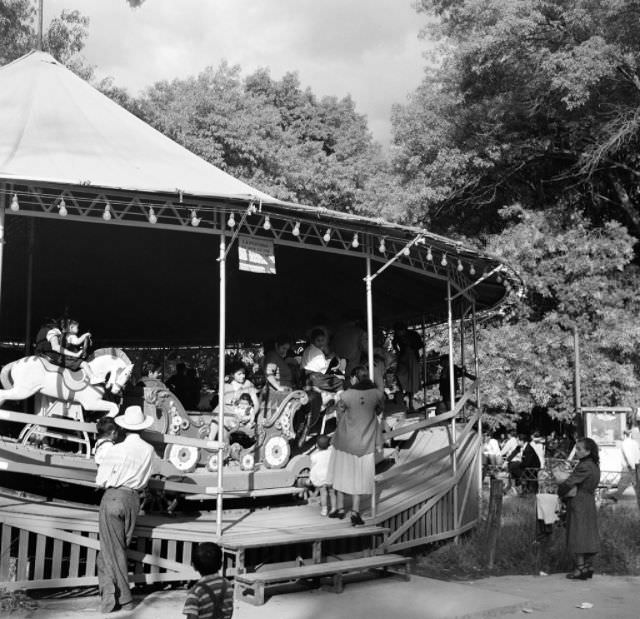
[472,302,482,503]
[216,232,226,538]
[635,464,640,513]
[486,478,503,569]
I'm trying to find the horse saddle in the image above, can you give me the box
[38,357,90,391]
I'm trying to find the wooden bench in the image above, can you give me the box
[235,553,410,605]
[222,524,389,575]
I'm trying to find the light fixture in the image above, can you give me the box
[58,198,67,217]
[426,247,433,261]
[351,233,359,248]
[248,201,257,215]
[102,202,112,221]
[323,228,331,243]
[292,221,300,237]
[263,215,271,231]
[378,238,386,253]
[403,247,410,256]
[457,259,463,272]
[190,209,201,227]
[10,194,19,212]
[441,253,448,267]
[227,213,236,228]
[148,207,157,224]
[469,264,476,276]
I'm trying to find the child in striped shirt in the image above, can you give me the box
[183,542,234,619]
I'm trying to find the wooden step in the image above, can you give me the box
[236,553,410,605]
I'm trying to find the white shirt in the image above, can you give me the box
[500,436,518,457]
[96,434,157,490]
[301,344,330,373]
[483,438,501,457]
[621,436,640,469]
[310,447,333,487]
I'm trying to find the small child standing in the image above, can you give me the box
[183,542,234,619]
[310,435,336,517]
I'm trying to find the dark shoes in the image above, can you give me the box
[350,511,365,526]
[328,509,345,519]
[566,568,591,580]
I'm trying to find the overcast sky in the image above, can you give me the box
[44,0,432,145]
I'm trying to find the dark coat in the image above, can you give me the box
[558,457,600,555]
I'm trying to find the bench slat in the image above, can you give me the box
[236,554,408,584]
[223,525,388,550]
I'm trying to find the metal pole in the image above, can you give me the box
[0,189,5,317]
[447,279,458,538]
[459,307,465,411]
[471,302,482,505]
[365,255,374,381]
[216,232,226,538]
[573,325,582,435]
[24,220,35,355]
[37,0,44,51]
[422,316,428,411]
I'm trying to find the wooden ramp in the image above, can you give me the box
[0,402,481,591]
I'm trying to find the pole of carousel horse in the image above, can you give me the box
[0,189,5,317]
[447,278,458,538]
[365,252,376,519]
[216,231,226,539]
[365,255,374,380]
[471,301,482,502]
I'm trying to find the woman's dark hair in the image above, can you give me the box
[192,542,222,575]
[351,365,370,383]
[96,416,118,439]
[274,334,291,347]
[227,361,246,376]
[310,328,326,341]
[578,437,600,465]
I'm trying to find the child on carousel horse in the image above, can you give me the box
[35,318,99,384]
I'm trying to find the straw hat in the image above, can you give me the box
[115,406,154,431]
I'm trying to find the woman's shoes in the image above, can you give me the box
[350,511,365,526]
[566,568,589,580]
[585,568,594,579]
[328,509,345,519]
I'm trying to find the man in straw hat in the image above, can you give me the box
[95,406,156,613]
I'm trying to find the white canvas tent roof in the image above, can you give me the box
[0,51,272,201]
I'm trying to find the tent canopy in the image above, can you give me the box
[0,52,514,346]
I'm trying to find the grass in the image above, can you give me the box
[414,494,640,580]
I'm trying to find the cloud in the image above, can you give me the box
[44,0,432,144]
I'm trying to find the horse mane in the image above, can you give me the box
[91,347,132,365]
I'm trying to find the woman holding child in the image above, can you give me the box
[327,365,383,526]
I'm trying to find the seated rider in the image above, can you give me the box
[301,328,344,393]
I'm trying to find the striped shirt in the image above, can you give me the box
[183,575,233,619]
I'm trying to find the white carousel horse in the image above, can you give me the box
[0,348,133,418]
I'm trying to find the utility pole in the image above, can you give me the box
[37,0,44,51]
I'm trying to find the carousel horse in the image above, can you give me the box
[0,348,133,418]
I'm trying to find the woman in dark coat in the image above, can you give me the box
[558,437,600,579]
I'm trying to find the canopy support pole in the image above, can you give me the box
[447,278,458,541]
[24,220,35,355]
[216,232,226,538]
[421,316,427,410]
[365,255,374,381]
[471,302,482,505]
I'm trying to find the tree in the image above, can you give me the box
[0,1,91,77]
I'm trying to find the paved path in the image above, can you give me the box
[14,573,640,618]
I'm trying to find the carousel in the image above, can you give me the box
[0,51,517,592]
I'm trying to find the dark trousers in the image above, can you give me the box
[97,487,139,612]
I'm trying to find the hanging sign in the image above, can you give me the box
[238,235,276,274]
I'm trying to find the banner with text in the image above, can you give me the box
[238,235,276,275]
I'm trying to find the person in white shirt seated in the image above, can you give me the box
[500,430,519,461]
[301,328,344,394]
[605,430,640,503]
[95,406,157,613]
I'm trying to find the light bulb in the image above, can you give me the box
[403,247,410,256]
[426,247,433,261]
[102,202,112,221]
[457,259,463,272]
[58,199,67,217]
[10,194,19,212]
[352,233,359,248]
[227,213,236,228]
[470,264,476,276]
[148,207,157,224]
[292,222,300,237]
[263,216,271,231]
[191,210,201,227]
[379,238,386,253]
[441,254,448,267]
[323,229,331,243]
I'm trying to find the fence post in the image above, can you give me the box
[486,478,503,569]
[636,464,640,512]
